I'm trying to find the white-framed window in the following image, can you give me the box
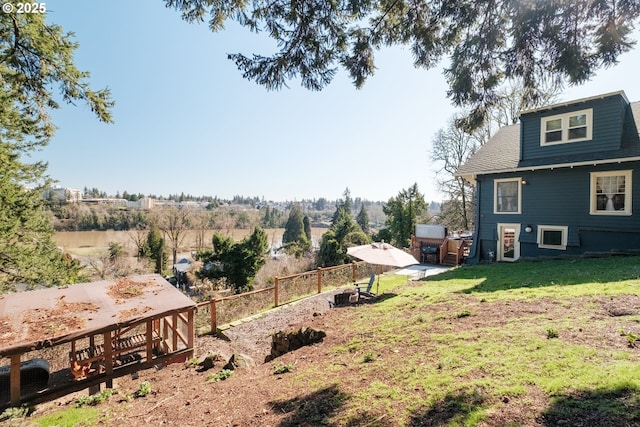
[590,170,632,215]
[537,225,568,250]
[540,109,593,145]
[494,178,522,214]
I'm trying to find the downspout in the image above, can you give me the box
[467,177,481,263]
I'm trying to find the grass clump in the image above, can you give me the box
[76,389,117,407]
[621,330,640,347]
[133,381,151,398]
[273,362,293,375]
[208,369,233,382]
[0,406,32,421]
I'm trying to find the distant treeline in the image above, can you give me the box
[48,204,148,231]
[46,188,392,232]
[48,203,289,232]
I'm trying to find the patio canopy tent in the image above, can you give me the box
[0,274,196,408]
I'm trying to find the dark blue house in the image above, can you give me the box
[456,91,640,263]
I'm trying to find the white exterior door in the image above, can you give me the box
[497,223,520,262]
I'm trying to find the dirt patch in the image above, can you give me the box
[26,290,640,426]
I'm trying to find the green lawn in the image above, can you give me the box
[285,256,640,426]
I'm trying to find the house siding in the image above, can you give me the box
[520,95,627,161]
[471,162,640,262]
[460,92,640,264]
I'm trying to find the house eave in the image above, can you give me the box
[458,173,477,184]
[455,155,640,178]
[518,90,628,116]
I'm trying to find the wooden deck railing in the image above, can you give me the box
[445,238,471,265]
[411,235,471,266]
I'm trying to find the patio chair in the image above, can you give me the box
[327,274,378,308]
[354,274,376,298]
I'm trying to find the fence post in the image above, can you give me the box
[352,262,357,282]
[274,276,279,307]
[317,267,322,293]
[210,299,217,335]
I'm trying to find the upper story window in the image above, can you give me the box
[494,178,522,214]
[541,109,593,145]
[590,170,632,215]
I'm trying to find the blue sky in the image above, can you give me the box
[39,1,640,202]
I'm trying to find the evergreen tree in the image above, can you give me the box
[356,205,370,235]
[383,184,427,247]
[234,226,269,291]
[0,12,112,292]
[145,224,167,274]
[316,230,343,268]
[282,204,310,257]
[317,203,370,267]
[167,0,639,131]
[313,198,327,211]
[303,215,312,244]
[197,227,269,293]
[342,188,353,215]
[331,187,354,225]
[282,204,305,245]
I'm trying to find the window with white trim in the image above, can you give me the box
[540,109,592,145]
[537,225,568,250]
[494,178,522,214]
[590,170,632,215]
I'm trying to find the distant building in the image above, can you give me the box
[128,197,154,210]
[44,186,83,203]
[80,198,128,207]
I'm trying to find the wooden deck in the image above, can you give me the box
[0,274,196,409]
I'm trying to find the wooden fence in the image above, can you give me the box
[195,261,381,334]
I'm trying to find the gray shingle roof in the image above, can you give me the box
[455,124,520,178]
[456,101,640,179]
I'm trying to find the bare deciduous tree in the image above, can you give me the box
[154,207,192,267]
[192,210,212,251]
[472,82,561,146]
[129,226,148,259]
[86,242,130,280]
[431,119,477,230]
